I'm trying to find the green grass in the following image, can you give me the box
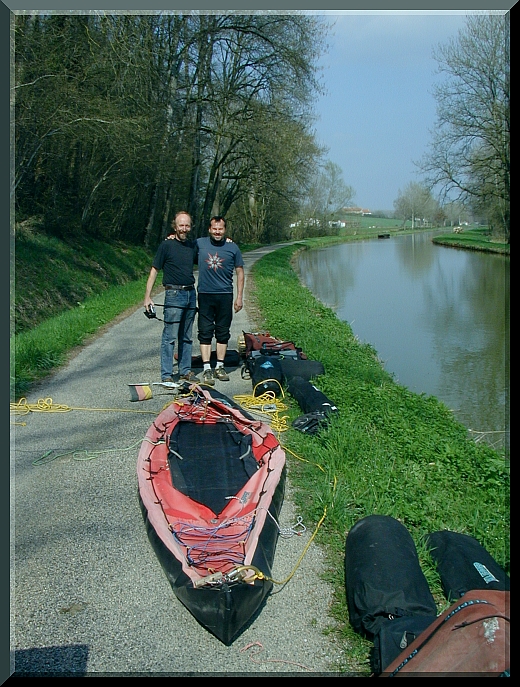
[249,242,509,673]
[12,228,154,335]
[432,226,510,254]
[11,278,150,398]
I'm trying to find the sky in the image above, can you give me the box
[310,11,473,213]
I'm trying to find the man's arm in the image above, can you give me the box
[234,266,244,313]
[144,266,159,309]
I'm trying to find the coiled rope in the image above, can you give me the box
[233,381,290,434]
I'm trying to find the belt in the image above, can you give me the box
[164,284,194,290]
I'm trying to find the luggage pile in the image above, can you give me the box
[344,515,510,676]
[239,331,337,435]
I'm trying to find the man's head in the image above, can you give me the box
[209,215,226,241]
[171,211,192,241]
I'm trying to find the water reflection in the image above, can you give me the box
[296,233,509,450]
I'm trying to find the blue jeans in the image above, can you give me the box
[160,289,197,379]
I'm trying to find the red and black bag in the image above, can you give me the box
[241,331,306,358]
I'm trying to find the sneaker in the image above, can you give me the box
[179,371,200,383]
[201,369,215,386]
[213,366,230,381]
[161,376,174,383]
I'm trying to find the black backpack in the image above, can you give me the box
[247,354,284,397]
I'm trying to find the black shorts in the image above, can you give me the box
[197,292,233,344]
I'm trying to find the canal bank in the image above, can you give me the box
[248,240,509,664]
[11,237,509,676]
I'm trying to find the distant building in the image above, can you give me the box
[342,207,372,216]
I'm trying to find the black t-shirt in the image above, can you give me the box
[152,237,198,286]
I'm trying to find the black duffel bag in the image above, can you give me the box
[426,529,510,601]
[248,354,284,397]
[344,515,437,673]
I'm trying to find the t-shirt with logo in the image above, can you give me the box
[196,237,244,294]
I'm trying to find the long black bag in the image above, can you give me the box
[426,529,510,601]
[245,349,325,383]
[344,515,437,674]
[286,375,337,415]
[287,376,338,434]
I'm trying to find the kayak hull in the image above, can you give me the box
[137,385,286,645]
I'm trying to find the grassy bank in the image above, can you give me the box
[11,231,509,672]
[248,241,509,673]
[432,226,510,254]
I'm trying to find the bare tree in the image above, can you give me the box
[394,182,436,228]
[301,161,355,236]
[418,12,510,242]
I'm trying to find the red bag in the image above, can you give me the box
[379,589,510,676]
[242,331,306,358]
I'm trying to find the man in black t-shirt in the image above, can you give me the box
[144,211,200,383]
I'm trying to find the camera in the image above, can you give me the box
[144,305,156,319]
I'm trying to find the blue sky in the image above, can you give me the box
[310,11,473,213]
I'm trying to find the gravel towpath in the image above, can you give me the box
[11,244,344,676]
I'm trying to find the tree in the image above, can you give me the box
[14,12,328,246]
[418,12,510,242]
[393,182,436,228]
[299,161,355,237]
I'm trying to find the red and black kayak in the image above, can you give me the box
[137,384,286,645]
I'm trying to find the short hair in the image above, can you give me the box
[209,215,226,228]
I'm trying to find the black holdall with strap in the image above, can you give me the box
[248,354,284,397]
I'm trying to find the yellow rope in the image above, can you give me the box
[232,506,328,586]
[233,387,291,435]
[10,397,159,417]
[281,442,326,473]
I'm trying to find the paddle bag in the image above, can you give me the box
[344,515,438,674]
[190,349,241,369]
[426,530,510,601]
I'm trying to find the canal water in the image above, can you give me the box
[295,232,509,451]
